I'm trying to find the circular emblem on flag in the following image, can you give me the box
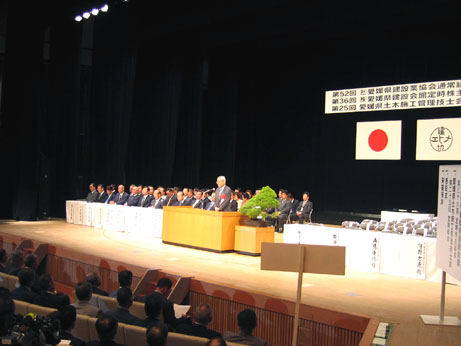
[430,127,453,152]
[368,129,388,152]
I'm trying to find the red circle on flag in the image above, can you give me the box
[368,129,388,152]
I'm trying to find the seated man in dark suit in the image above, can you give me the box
[106,287,144,327]
[176,304,221,339]
[86,183,98,202]
[6,250,24,276]
[112,185,129,205]
[12,268,38,303]
[150,190,163,209]
[126,186,141,206]
[276,190,291,233]
[171,191,186,206]
[138,186,153,208]
[287,193,299,223]
[296,192,313,224]
[223,309,267,345]
[105,185,116,204]
[87,314,126,346]
[140,277,187,331]
[95,184,108,203]
[86,272,109,296]
[146,321,168,346]
[109,270,132,298]
[191,190,204,209]
[143,294,163,329]
[24,253,40,294]
[0,249,7,273]
[33,273,70,309]
[48,305,85,346]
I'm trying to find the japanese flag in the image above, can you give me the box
[356,121,402,160]
[416,117,461,160]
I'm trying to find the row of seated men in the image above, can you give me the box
[0,253,267,346]
[85,184,254,211]
[85,184,313,220]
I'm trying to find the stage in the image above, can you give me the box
[1,219,460,346]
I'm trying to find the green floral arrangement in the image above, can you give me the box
[239,186,280,220]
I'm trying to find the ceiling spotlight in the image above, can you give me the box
[82,12,91,19]
[74,15,83,22]
[100,4,109,12]
[91,8,99,15]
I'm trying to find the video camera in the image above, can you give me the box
[0,313,61,346]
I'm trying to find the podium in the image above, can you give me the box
[162,206,245,253]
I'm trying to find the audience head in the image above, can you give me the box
[116,287,133,309]
[142,186,149,196]
[129,184,135,194]
[183,188,189,195]
[156,277,173,296]
[54,305,77,331]
[166,188,174,197]
[25,253,37,269]
[195,190,203,200]
[206,338,227,346]
[89,183,96,192]
[118,185,125,193]
[75,281,92,301]
[237,309,258,333]
[278,189,283,198]
[303,192,310,201]
[288,193,293,201]
[210,192,216,202]
[118,270,132,288]
[243,192,250,201]
[177,191,184,202]
[0,293,15,336]
[153,190,160,199]
[158,186,165,196]
[95,314,118,342]
[146,321,168,346]
[18,268,35,288]
[0,249,8,265]
[10,250,24,267]
[148,186,155,195]
[195,304,213,326]
[145,294,163,319]
[97,184,105,193]
[280,189,288,199]
[38,273,55,292]
[86,272,102,287]
[245,189,252,198]
[137,185,143,194]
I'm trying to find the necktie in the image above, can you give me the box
[119,194,122,201]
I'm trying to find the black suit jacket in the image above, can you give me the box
[92,286,109,296]
[113,192,129,205]
[191,198,204,209]
[278,198,292,217]
[126,194,141,206]
[105,193,116,204]
[230,200,238,212]
[107,307,144,327]
[141,292,185,331]
[95,192,108,203]
[138,195,153,208]
[296,200,313,216]
[6,264,22,276]
[33,292,70,309]
[215,185,232,211]
[12,285,38,304]
[176,322,222,339]
[183,197,193,206]
[60,330,86,346]
[150,198,163,209]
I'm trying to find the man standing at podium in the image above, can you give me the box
[214,176,232,212]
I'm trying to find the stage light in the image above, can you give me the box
[91,8,99,16]
[74,15,83,22]
[83,12,91,19]
[100,4,109,12]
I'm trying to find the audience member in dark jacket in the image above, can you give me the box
[87,314,126,346]
[11,268,38,303]
[109,270,132,298]
[48,305,86,346]
[33,273,70,309]
[0,249,7,273]
[5,250,24,276]
[143,293,163,329]
[86,272,109,296]
[223,309,267,346]
[107,287,144,327]
[146,321,168,346]
[176,304,221,340]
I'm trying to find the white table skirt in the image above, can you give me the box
[66,200,163,238]
[380,210,434,222]
[284,224,459,284]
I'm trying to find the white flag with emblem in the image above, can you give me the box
[356,121,402,160]
[416,118,461,160]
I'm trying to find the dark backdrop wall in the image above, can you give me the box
[1,0,460,220]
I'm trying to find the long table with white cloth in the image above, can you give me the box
[284,223,460,284]
[66,200,163,238]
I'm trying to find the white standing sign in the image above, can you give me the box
[437,166,461,281]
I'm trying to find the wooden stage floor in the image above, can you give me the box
[0,219,460,346]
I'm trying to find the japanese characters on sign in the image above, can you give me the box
[437,166,461,281]
[325,80,461,114]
